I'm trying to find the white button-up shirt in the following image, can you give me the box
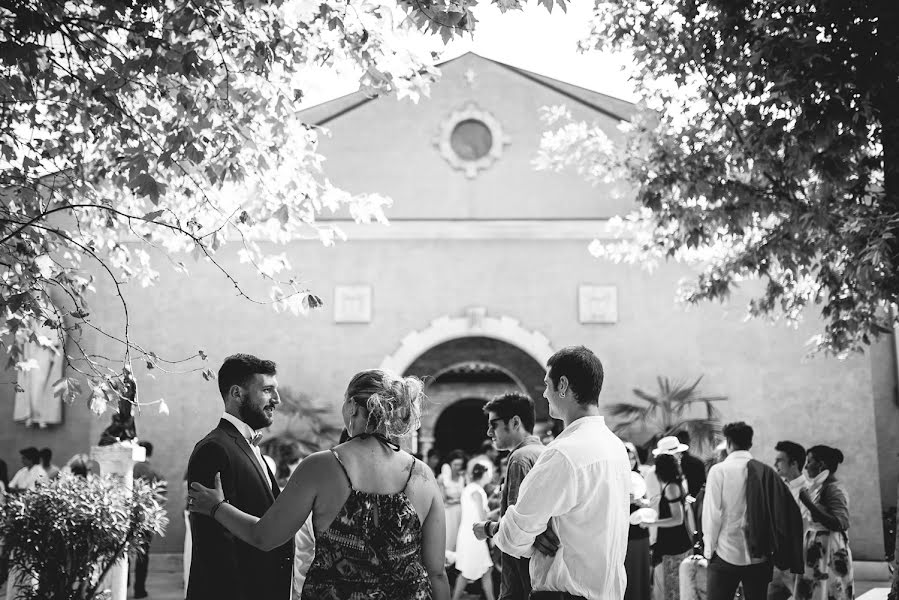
[702,450,766,565]
[221,412,273,489]
[9,464,47,491]
[494,416,630,600]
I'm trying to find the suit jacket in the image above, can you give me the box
[187,418,294,600]
[680,452,707,498]
[744,459,804,574]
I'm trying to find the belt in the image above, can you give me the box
[530,592,588,600]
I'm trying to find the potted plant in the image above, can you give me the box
[0,472,167,600]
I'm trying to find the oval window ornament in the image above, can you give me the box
[434,103,510,178]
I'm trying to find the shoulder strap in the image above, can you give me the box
[330,449,353,490]
[662,482,685,502]
[403,457,416,491]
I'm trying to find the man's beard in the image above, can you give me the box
[239,401,272,431]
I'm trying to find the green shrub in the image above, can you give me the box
[0,472,167,600]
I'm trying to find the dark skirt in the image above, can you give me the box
[625,536,651,600]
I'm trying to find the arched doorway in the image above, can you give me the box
[432,397,489,456]
[401,337,548,459]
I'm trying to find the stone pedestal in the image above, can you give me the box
[91,442,146,600]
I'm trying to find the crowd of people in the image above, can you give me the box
[620,427,853,600]
[182,348,857,600]
[2,343,856,600]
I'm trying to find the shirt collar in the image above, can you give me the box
[555,415,606,441]
[510,435,542,453]
[724,450,753,461]
[222,412,260,443]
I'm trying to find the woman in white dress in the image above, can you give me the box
[437,451,466,556]
[451,461,495,600]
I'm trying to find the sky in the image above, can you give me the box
[299,0,639,109]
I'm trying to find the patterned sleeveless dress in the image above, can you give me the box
[300,449,432,600]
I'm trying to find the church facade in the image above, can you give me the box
[1,53,895,559]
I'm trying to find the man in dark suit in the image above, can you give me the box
[187,354,293,600]
[677,430,707,498]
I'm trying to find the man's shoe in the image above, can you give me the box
[134,591,148,599]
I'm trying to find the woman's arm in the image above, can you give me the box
[474,486,489,521]
[190,450,330,551]
[799,483,850,532]
[649,484,685,529]
[420,468,450,600]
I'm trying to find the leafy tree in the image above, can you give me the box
[537,0,899,358]
[536,0,897,590]
[0,0,566,410]
[606,375,726,455]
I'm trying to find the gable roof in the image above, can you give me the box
[297,51,637,127]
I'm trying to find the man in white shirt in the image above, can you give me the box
[490,346,631,600]
[767,440,806,600]
[8,447,48,491]
[702,422,772,600]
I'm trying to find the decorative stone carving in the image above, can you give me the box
[334,285,372,323]
[433,102,511,178]
[578,285,618,324]
[380,309,554,375]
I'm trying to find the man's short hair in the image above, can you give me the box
[774,440,805,470]
[723,421,753,450]
[139,441,154,458]
[217,354,277,399]
[38,447,52,464]
[20,447,40,463]
[483,391,536,433]
[676,430,690,445]
[546,346,604,406]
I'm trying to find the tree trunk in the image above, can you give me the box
[881,0,899,593]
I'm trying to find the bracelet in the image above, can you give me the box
[210,498,229,520]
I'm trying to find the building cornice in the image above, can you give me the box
[314,219,621,240]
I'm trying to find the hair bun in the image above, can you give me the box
[834,448,844,464]
[378,373,423,438]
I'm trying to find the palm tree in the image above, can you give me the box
[606,376,727,455]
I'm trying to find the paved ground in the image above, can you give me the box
[2,554,890,600]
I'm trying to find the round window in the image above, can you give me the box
[449,119,493,161]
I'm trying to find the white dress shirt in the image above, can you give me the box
[291,516,316,600]
[9,464,47,491]
[494,416,631,600]
[702,450,766,565]
[221,412,273,489]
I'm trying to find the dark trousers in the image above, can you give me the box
[530,593,587,600]
[133,539,150,594]
[707,554,772,600]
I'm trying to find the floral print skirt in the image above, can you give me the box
[793,529,854,600]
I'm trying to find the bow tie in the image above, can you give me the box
[249,432,263,446]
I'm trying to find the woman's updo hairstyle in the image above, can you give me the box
[471,461,491,482]
[808,445,845,473]
[346,369,424,438]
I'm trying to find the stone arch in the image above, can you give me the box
[379,311,554,376]
[380,311,555,455]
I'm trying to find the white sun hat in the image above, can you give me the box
[628,507,658,525]
[652,435,689,456]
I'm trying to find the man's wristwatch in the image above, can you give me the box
[485,521,498,539]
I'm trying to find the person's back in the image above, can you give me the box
[301,436,432,600]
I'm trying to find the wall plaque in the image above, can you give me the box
[334,285,372,323]
[578,285,618,324]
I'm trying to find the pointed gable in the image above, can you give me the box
[298,52,637,220]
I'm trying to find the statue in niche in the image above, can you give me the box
[98,366,138,446]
